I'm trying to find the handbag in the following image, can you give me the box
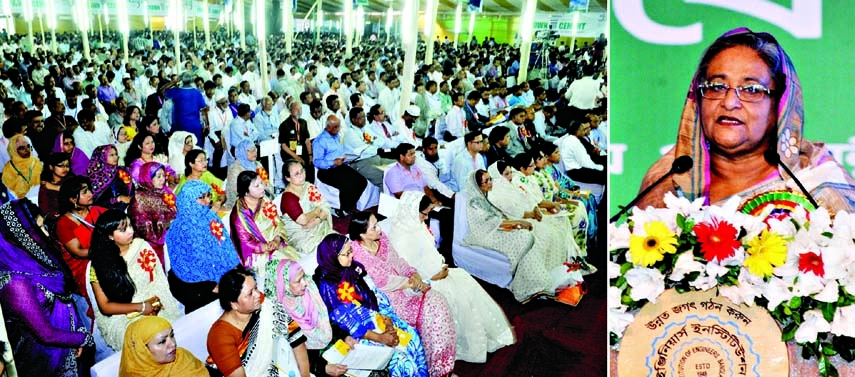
[556,281,587,306]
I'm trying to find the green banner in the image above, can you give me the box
[609,0,855,217]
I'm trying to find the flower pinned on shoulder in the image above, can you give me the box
[262,201,278,225]
[362,132,373,144]
[337,281,363,306]
[307,185,322,203]
[137,248,157,282]
[211,183,225,197]
[210,220,226,242]
[162,192,176,209]
[118,169,131,185]
[256,167,269,184]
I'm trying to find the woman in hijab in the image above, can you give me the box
[389,192,515,363]
[463,168,584,302]
[314,233,429,377]
[53,130,90,176]
[224,140,272,209]
[113,125,132,164]
[86,144,134,211]
[119,316,208,376]
[264,259,354,377]
[129,162,177,265]
[167,131,198,178]
[0,199,94,375]
[165,180,241,313]
[2,134,42,200]
[638,28,855,212]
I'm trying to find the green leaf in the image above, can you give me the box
[782,322,797,341]
[823,343,839,356]
[818,353,839,377]
[790,296,802,309]
[784,305,792,315]
[822,303,836,322]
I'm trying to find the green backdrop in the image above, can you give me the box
[609,0,855,217]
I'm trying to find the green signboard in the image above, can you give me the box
[609,0,855,217]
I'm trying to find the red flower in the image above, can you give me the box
[262,201,278,225]
[256,167,269,184]
[118,169,131,185]
[336,281,363,306]
[362,132,373,144]
[693,218,741,262]
[211,183,225,197]
[308,185,322,203]
[137,248,157,282]
[798,251,824,277]
[210,220,225,242]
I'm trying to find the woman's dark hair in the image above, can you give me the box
[488,126,510,145]
[125,129,155,166]
[347,211,374,241]
[218,265,255,311]
[566,121,583,136]
[236,170,260,198]
[58,175,92,214]
[41,152,71,182]
[418,195,432,214]
[496,160,510,175]
[539,142,558,156]
[184,149,206,177]
[90,209,136,303]
[282,159,303,180]
[140,115,159,132]
[474,169,489,186]
[62,129,75,145]
[696,31,785,100]
[122,105,141,126]
[511,153,534,171]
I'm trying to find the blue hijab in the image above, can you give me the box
[165,180,240,283]
[235,140,258,171]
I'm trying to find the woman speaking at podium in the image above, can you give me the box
[637,28,855,212]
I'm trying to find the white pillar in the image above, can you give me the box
[203,0,211,49]
[315,0,323,46]
[423,0,438,64]
[453,3,461,46]
[256,0,269,95]
[399,0,419,117]
[282,0,292,53]
[46,0,57,53]
[22,0,34,53]
[384,7,392,45]
[238,0,246,50]
[517,0,537,83]
[75,0,90,60]
[117,0,130,62]
[344,0,353,57]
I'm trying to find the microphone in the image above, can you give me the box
[763,148,820,209]
[610,155,694,223]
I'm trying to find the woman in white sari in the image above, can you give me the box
[389,191,515,362]
[167,132,198,177]
[280,160,334,260]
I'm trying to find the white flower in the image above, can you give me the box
[718,269,763,305]
[608,222,632,251]
[608,286,625,309]
[608,308,635,338]
[669,251,704,281]
[629,205,680,236]
[761,277,793,310]
[794,309,831,343]
[625,267,666,303]
[608,259,623,280]
[718,246,746,267]
[689,274,719,291]
[704,261,730,279]
[663,192,705,217]
[831,305,855,338]
[814,282,839,303]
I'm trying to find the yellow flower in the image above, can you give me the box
[629,221,678,267]
[744,230,788,277]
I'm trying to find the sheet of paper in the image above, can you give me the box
[322,343,394,371]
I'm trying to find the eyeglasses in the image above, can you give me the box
[697,81,773,102]
[16,145,33,151]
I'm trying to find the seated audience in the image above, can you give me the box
[86,144,134,211]
[451,131,487,192]
[280,160,334,256]
[119,316,209,376]
[175,150,226,212]
[53,130,89,176]
[128,162,177,266]
[165,180,240,313]
[57,175,107,295]
[89,209,182,351]
[224,140,273,209]
[126,130,175,184]
[38,152,72,220]
[2,134,42,200]
[414,137,456,202]
[312,115,369,216]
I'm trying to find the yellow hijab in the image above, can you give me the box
[2,134,42,199]
[118,317,208,377]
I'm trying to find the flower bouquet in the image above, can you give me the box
[609,193,855,376]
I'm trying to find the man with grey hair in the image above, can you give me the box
[166,72,208,146]
[312,114,368,216]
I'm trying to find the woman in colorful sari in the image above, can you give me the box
[2,134,42,200]
[638,28,855,212]
[229,170,299,272]
[540,143,599,241]
[389,192,515,363]
[86,144,134,211]
[264,259,356,377]
[38,151,73,221]
[167,131,198,178]
[165,180,241,313]
[225,140,273,209]
[0,199,94,376]
[314,233,429,377]
[175,149,226,213]
[119,316,209,377]
[463,168,584,302]
[89,209,182,351]
[53,130,90,176]
[125,130,176,184]
[280,160,334,257]
[128,162,177,265]
[349,212,456,377]
[207,266,310,376]
[57,175,107,296]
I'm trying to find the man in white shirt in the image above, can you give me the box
[564,64,603,124]
[366,104,398,150]
[444,91,467,141]
[238,81,258,112]
[414,136,456,200]
[557,122,605,185]
[207,92,233,171]
[253,96,280,139]
[342,106,394,188]
[72,109,111,158]
[450,131,487,192]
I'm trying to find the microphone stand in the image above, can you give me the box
[609,173,670,224]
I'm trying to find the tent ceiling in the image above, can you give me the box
[294,0,607,16]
